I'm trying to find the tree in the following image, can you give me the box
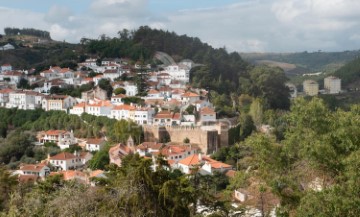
[17,78,29,89]
[245,66,290,110]
[249,98,264,127]
[113,87,126,95]
[112,119,142,144]
[88,147,110,170]
[183,137,190,143]
[185,104,196,115]
[98,78,113,98]
[0,165,18,211]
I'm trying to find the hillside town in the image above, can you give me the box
[0,57,240,196]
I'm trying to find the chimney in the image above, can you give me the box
[47,153,51,161]
[198,153,202,161]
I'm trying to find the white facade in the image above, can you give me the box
[85,139,105,152]
[303,80,319,96]
[124,82,138,96]
[324,76,341,94]
[49,153,81,171]
[19,164,50,177]
[42,95,77,111]
[7,91,43,110]
[1,64,12,72]
[38,130,77,150]
[0,89,12,107]
[164,65,190,83]
[133,109,155,125]
[69,103,86,116]
[111,94,126,105]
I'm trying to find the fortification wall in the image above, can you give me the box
[142,124,230,154]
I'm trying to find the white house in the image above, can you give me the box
[7,90,44,110]
[0,89,12,107]
[85,138,106,152]
[163,64,190,83]
[1,64,12,72]
[199,107,216,123]
[103,69,120,81]
[153,111,181,126]
[18,163,50,178]
[0,71,23,84]
[1,43,15,51]
[176,154,232,175]
[69,102,86,116]
[37,130,77,150]
[42,95,77,111]
[123,81,138,96]
[157,73,172,85]
[133,107,155,125]
[136,142,164,157]
[48,151,91,171]
[49,152,81,171]
[85,100,113,116]
[110,104,135,120]
[181,92,200,104]
[111,94,126,105]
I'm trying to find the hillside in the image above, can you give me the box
[333,57,360,88]
[241,51,360,75]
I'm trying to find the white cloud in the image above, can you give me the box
[2,0,360,52]
[44,5,73,25]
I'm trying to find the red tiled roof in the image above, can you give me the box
[0,89,13,94]
[137,142,163,151]
[88,100,113,107]
[60,68,72,73]
[44,130,67,135]
[50,152,76,160]
[112,94,127,98]
[179,154,232,169]
[200,107,215,115]
[86,138,104,145]
[18,175,39,183]
[112,104,136,111]
[181,92,199,97]
[20,163,48,172]
[178,154,201,166]
[173,113,181,120]
[74,102,86,108]
[148,89,160,94]
[154,111,173,119]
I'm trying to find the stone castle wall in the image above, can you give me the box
[143,124,230,154]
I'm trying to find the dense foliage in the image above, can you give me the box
[333,56,360,86]
[4,27,51,39]
[0,154,235,217]
[0,106,142,145]
[213,97,360,216]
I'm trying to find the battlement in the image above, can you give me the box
[142,123,229,154]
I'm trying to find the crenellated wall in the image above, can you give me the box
[143,124,230,154]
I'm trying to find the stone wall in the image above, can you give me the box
[143,124,230,154]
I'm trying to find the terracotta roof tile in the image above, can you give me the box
[50,152,76,160]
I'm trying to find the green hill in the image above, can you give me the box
[241,51,360,75]
[333,57,360,88]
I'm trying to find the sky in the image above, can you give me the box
[1,0,360,52]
